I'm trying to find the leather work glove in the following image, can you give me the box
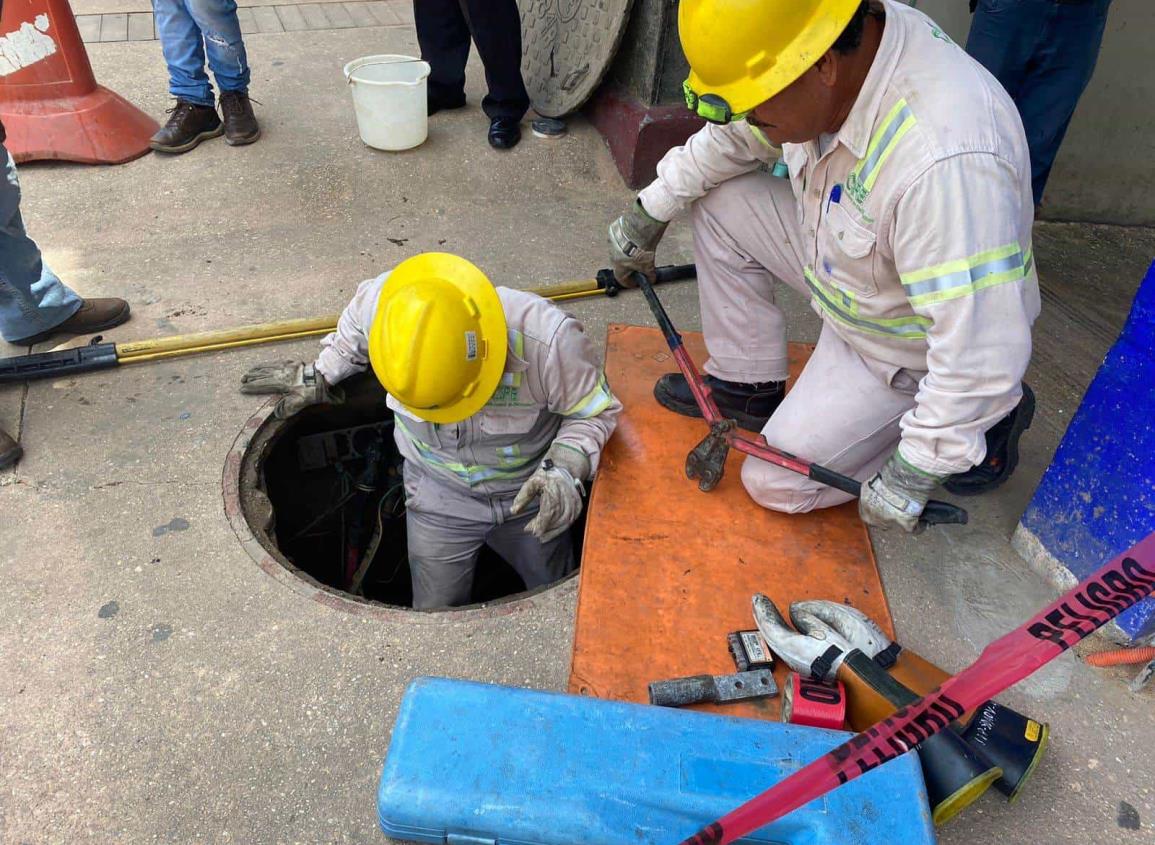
[510,445,590,543]
[752,593,854,683]
[859,450,946,533]
[608,198,669,287]
[240,360,342,419]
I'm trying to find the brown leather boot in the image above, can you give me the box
[14,298,131,346]
[0,427,22,470]
[219,91,260,146]
[149,100,223,154]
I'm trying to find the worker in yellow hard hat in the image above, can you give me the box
[241,253,621,609]
[609,0,1039,534]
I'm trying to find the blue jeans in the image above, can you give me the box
[153,0,250,106]
[966,0,1112,206]
[0,146,81,343]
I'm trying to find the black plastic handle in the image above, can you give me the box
[808,464,969,528]
[921,499,969,526]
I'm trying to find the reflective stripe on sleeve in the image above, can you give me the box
[901,243,1032,307]
[562,373,615,419]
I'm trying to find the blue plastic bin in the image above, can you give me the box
[1015,260,1155,643]
[377,677,936,845]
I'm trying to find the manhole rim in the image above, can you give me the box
[222,400,578,621]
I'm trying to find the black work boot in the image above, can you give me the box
[219,91,261,146]
[0,427,22,470]
[945,383,1036,496]
[654,372,785,432]
[149,99,223,153]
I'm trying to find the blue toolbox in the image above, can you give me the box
[377,677,936,845]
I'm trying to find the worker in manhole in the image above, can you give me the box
[608,0,1040,533]
[240,253,621,609]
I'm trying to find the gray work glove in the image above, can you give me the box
[789,600,892,659]
[608,198,669,287]
[510,445,590,543]
[753,594,853,683]
[858,450,945,534]
[240,360,342,419]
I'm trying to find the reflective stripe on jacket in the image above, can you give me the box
[638,0,1040,476]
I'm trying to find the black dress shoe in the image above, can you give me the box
[428,92,466,116]
[944,383,1035,496]
[653,373,785,432]
[488,117,521,150]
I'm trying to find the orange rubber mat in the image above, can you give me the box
[569,325,893,720]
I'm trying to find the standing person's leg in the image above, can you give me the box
[150,0,224,152]
[0,147,82,344]
[186,0,259,144]
[414,0,471,112]
[1008,0,1112,206]
[459,0,529,123]
[740,325,921,513]
[965,0,1039,102]
[153,0,215,106]
[485,501,575,591]
[654,170,807,430]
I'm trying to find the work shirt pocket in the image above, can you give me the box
[477,408,540,436]
[820,201,878,297]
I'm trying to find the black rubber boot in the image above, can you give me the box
[945,383,1036,496]
[653,372,785,433]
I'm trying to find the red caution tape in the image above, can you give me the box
[782,673,846,730]
[676,531,1155,845]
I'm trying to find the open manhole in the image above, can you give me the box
[227,373,583,614]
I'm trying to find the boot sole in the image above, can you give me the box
[15,302,132,346]
[149,125,224,154]
[652,381,770,433]
[225,127,261,146]
[944,383,1036,496]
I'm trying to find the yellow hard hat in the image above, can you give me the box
[680,0,863,122]
[367,253,507,424]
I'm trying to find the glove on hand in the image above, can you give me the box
[510,445,590,543]
[859,450,945,533]
[240,360,342,419]
[753,594,855,683]
[608,199,668,287]
[789,600,893,658]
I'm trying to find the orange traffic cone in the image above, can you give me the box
[0,0,157,163]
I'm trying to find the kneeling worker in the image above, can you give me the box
[609,0,1039,532]
[241,253,621,608]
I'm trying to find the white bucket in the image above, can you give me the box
[343,55,432,151]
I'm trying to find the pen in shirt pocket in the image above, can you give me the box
[826,184,842,213]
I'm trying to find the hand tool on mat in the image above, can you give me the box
[649,670,778,707]
[0,264,697,384]
[674,531,1155,845]
[631,272,968,529]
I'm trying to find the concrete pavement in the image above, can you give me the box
[1,13,1153,845]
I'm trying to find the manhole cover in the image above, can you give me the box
[519,0,636,118]
[224,374,582,617]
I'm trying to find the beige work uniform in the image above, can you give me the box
[638,0,1040,512]
[316,277,621,608]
